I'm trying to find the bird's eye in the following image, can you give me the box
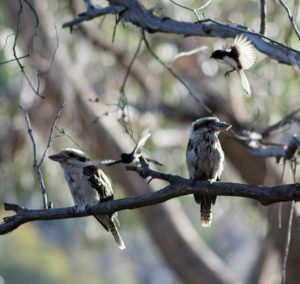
[193,124,202,131]
[68,152,77,158]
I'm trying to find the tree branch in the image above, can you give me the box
[62,0,300,67]
[260,108,300,137]
[19,105,48,209]
[230,107,300,160]
[260,0,267,35]
[278,0,300,41]
[2,166,300,234]
[62,4,125,28]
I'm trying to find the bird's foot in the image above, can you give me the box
[207,179,216,184]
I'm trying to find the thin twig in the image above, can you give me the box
[39,102,66,166]
[169,0,212,21]
[278,162,286,229]
[284,0,300,43]
[232,109,300,161]
[261,108,300,137]
[284,135,300,160]
[281,200,295,284]
[0,54,29,65]
[19,105,48,209]
[62,4,125,28]
[118,33,143,140]
[36,24,60,94]
[142,32,212,115]
[260,0,267,35]
[54,126,85,150]
[0,30,28,65]
[24,0,39,52]
[13,0,44,98]
[281,162,297,284]
[278,0,300,41]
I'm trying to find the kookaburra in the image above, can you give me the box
[49,148,125,250]
[186,117,231,227]
[210,34,256,96]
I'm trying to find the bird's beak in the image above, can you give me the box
[48,153,65,162]
[212,121,232,131]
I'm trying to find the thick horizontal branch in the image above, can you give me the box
[2,170,300,234]
[62,0,300,67]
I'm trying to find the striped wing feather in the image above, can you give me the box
[233,34,256,70]
[83,165,113,201]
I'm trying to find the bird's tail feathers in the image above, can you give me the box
[110,225,126,250]
[94,215,126,250]
[200,195,213,227]
[239,70,251,97]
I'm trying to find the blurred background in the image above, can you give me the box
[0,0,300,283]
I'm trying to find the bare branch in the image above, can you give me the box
[230,108,300,160]
[260,0,267,35]
[126,164,178,183]
[282,162,297,284]
[281,200,295,284]
[62,4,125,29]
[39,102,65,166]
[142,32,212,114]
[0,54,29,65]
[13,0,44,98]
[19,105,48,209]
[231,131,300,160]
[62,0,300,67]
[169,0,212,21]
[284,0,299,43]
[278,0,300,41]
[261,108,300,137]
[118,33,143,139]
[285,135,300,160]
[54,126,85,150]
[2,168,300,234]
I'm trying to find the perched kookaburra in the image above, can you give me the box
[186,117,231,227]
[210,34,256,96]
[48,148,125,250]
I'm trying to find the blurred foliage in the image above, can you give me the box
[0,224,69,284]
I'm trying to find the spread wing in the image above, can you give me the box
[83,165,113,202]
[233,34,256,70]
[133,132,151,156]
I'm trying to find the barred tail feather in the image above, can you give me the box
[200,201,212,227]
[94,215,126,250]
[199,194,214,227]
